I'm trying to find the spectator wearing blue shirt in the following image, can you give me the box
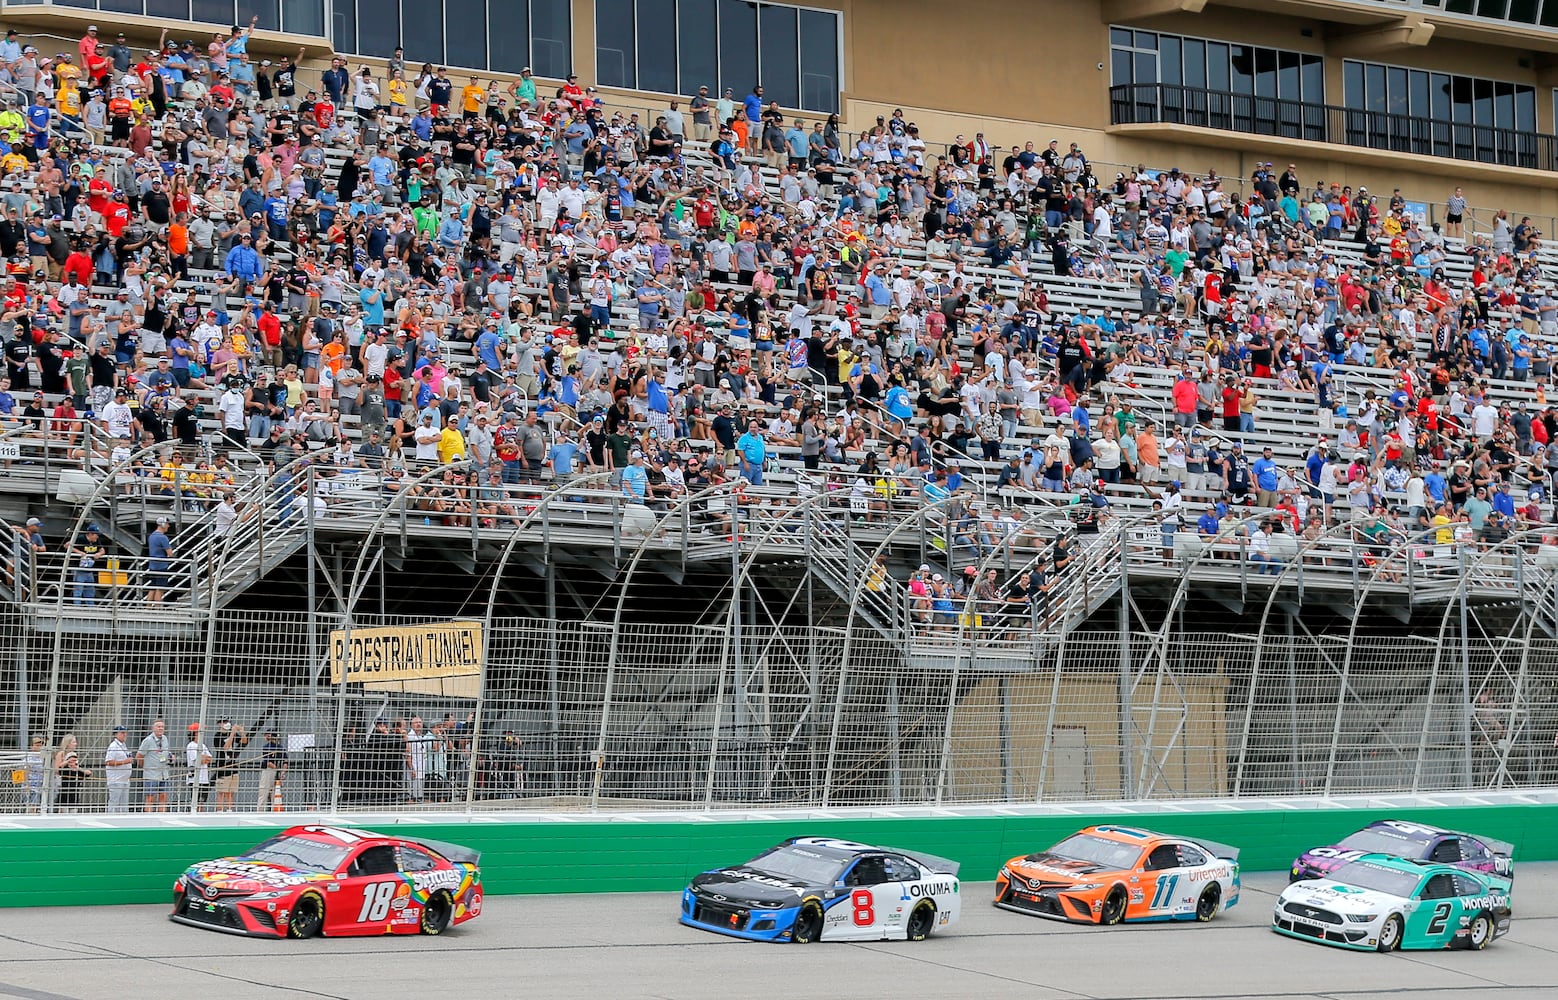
[784,120,807,167]
[1491,481,1516,519]
[223,233,261,281]
[263,193,288,240]
[1196,504,1220,539]
[359,278,385,330]
[621,450,648,500]
[735,422,767,485]
[436,212,465,250]
[742,87,764,147]
[1424,463,1447,506]
[863,266,891,308]
[1252,445,1280,507]
[410,109,433,142]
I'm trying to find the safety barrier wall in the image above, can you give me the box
[4,800,1556,908]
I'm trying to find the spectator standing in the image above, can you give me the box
[136,719,172,812]
[104,724,133,813]
[185,723,212,811]
[256,729,287,811]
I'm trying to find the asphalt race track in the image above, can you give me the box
[1,868,1556,999]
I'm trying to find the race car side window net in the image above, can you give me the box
[1143,845,1180,871]
[1420,873,1456,900]
[845,858,889,887]
[349,845,399,877]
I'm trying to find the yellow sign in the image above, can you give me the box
[329,622,485,697]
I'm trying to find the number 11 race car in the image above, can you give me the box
[681,836,962,942]
[171,825,483,938]
[995,825,1241,924]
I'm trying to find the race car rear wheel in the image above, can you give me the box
[1376,913,1403,952]
[792,901,824,943]
[288,893,324,939]
[906,902,936,942]
[1467,913,1493,951]
[1100,886,1128,926]
[420,891,453,936]
[1195,883,1221,922]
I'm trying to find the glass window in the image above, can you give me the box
[1344,60,1364,110]
[1473,77,1493,125]
[1450,76,1473,123]
[1111,48,1133,88]
[1276,50,1298,100]
[595,0,636,88]
[636,0,678,95]
[718,0,757,98]
[1110,27,1132,47]
[445,0,488,73]
[56,0,98,9]
[1183,39,1206,89]
[1543,0,1558,27]
[1431,73,1450,120]
[486,0,527,72]
[1510,0,1540,21]
[331,0,356,58]
[282,0,325,38]
[1516,86,1535,132]
[98,0,142,12]
[1386,66,1408,115]
[146,0,191,18]
[1253,47,1276,98]
[237,0,276,29]
[1494,80,1515,128]
[1160,36,1182,87]
[1207,42,1229,91]
[1444,0,1476,11]
[193,0,234,23]
[531,0,573,79]
[1133,30,1157,49]
[1300,53,1323,103]
[1134,51,1156,87]
[679,0,719,96]
[758,3,798,108]
[404,0,446,68]
[1477,0,1509,14]
[797,8,839,113]
[357,0,400,58]
[1229,44,1253,94]
[1364,63,1386,113]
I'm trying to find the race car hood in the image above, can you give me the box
[181,857,334,897]
[689,867,813,906]
[1292,847,1357,877]
[1278,880,1398,916]
[1006,852,1114,882]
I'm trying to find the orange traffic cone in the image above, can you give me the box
[271,783,284,812]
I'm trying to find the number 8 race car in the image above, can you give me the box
[171,825,483,938]
[681,836,962,942]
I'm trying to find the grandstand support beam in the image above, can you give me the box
[1100,0,1207,22]
[1118,549,1135,800]
[1459,580,1474,790]
[1325,17,1435,58]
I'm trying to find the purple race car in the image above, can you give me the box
[1290,819,1514,883]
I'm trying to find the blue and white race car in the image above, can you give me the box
[680,836,962,943]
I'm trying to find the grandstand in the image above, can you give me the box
[0,1,1556,818]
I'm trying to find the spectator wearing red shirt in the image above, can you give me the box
[61,245,92,286]
[103,194,130,237]
[257,304,282,368]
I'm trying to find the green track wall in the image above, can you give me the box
[6,804,1556,908]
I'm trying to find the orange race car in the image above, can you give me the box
[995,825,1241,925]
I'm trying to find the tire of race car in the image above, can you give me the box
[792,901,824,943]
[1100,886,1128,926]
[288,892,324,939]
[420,891,453,936]
[1195,883,1221,923]
[1376,913,1403,953]
[906,902,936,942]
[1467,913,1494,951]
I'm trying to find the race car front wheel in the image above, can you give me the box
[1195,884,1221,922]
[1100,886,1128,926]
[1376,914,1403,953]
[1467,913,1493,951]
[288,893,324,939]
[906,902,936,942]
[420,891,453,935]
[792,901,824,943]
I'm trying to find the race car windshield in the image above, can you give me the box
[1336,829,1422,856]
[1046,834,1144,870]
[245,835,353,873]
[747,846,848,884]
[1329,861,1422,898]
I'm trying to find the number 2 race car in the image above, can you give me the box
[681,836,962,942]
[1289,819,1514,883]
[171,825,483,938]
[1274,854,1512,952]
[995,825,1241,925]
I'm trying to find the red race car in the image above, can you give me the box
[170,825,483,938]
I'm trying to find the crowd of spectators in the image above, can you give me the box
[0,15,1553,625]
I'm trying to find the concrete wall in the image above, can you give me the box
[5,801,1555,907]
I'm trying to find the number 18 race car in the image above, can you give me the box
[1289,819,1514,883]
[171,825,483,938]
[995,825,1241,924]
[1274,854,1512,952]
[681,836,962,942]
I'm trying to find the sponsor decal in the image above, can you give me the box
[1188,866,1229,883]
[410,869,464,893]
[1463,894,1509,911]
[1129,890,1144,903]
[1308,848,1367,861]
[717,870,805,892]
[466,892,481,917]
[195,861,330,889]
[909,882,955,898]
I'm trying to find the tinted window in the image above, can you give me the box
[1420,873,1456,899]
[1176,844,1208,867]
[238,0,279,31]
[357,0,400,57]
[282,0,325,37]
[636,0,678,95]
[1453,874,1484,897]
[797,9,838,113]
[717,0,757,97]
[846,856,890,886]
[350,844,399,877]
[332,0,357,56]
[531,0,572,79]
[404,0,446,68]
[445,0,488,73]
[757,3,798,109]
[1429,838,1462,864]
[884,855,922,883]
[1144,844,1180,871]
[488,0,528,73]
[679,0,718,95]
[595,0,636,88]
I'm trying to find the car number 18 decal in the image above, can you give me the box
[851,889,875,926]
[358,882,397,922]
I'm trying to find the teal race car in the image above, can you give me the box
[1272,854,1512,952]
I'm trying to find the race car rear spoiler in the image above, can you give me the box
[416,837,482,867]
[904,850,961,876]
[1194,838,1240,862]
